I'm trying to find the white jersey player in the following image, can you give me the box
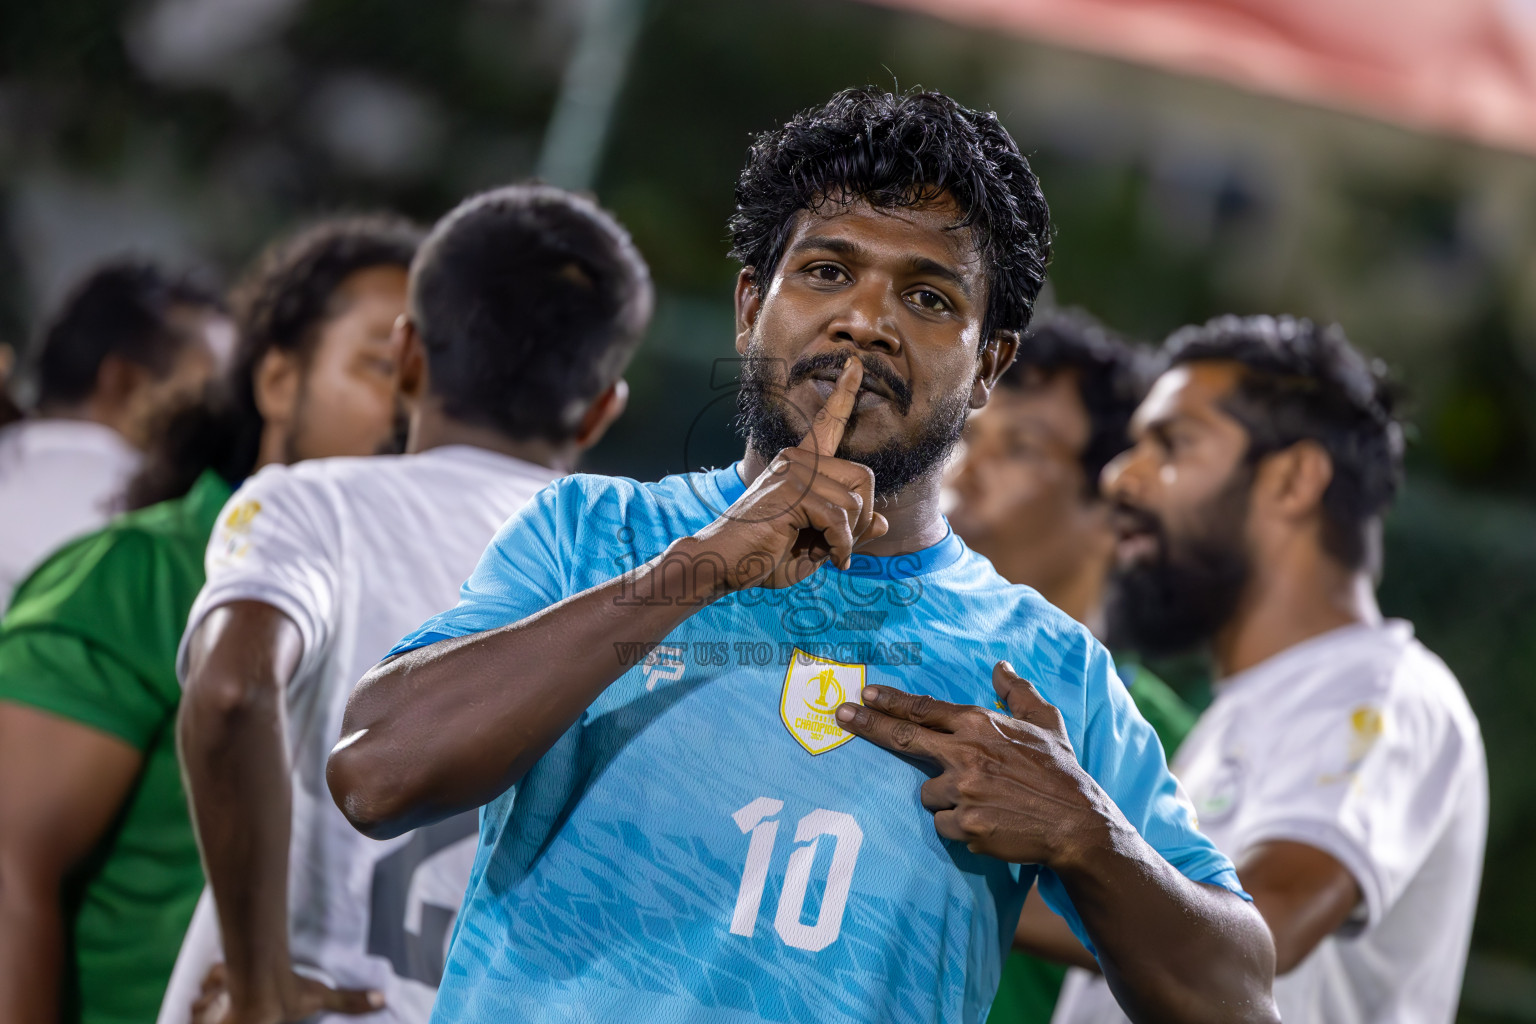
[159,447,560,1023]
[1053,621,1486,1024]
[161,185,651,1024]
[1039,316,1487,1024]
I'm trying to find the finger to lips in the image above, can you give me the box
[779,379,877,540]
[799,357,862,457]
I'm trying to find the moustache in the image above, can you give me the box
[786,351,913,416]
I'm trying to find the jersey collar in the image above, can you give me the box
[706,462,965,580]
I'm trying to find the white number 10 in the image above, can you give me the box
[729,797,863,952]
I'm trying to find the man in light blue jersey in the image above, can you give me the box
[327,89,1278,1024]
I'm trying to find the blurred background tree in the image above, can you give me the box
[2,0,1534,1017]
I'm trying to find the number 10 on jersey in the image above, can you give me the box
[729,797,863,953]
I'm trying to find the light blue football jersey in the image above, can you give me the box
[391,464,1242,1024]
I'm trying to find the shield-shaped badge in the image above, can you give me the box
[780,648,865,755]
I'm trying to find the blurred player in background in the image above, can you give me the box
[0,216,419,1024]
[942,311,1196,1023]
[161,185,649,1024]
[0,342,21,428]
[0,260,232,606]
[1051,316,1487,1024]
[328,89,1277,1024]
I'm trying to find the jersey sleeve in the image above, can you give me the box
[388,479,572,657]
[1034,639,1245,957]
[1227,661,1471,931]
[0,631,167,749]
[0,530,180,750]
[179,466,342,687]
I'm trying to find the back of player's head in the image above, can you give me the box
[409,184,653,442]
[1164,314,1402,571]
[1002,310,1154,494]
[729,87,1051,342]
[34,258,223,409]
[125,214,422,509]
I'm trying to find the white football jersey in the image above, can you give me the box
[0,419,140,608]
[158,445,559,1024]
[1053,620,1487,1024]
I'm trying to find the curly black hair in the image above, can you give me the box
[125,214,422,509]
[729,88,1051,342]
[1165,314,1403,572]
[1002,309,1155,494]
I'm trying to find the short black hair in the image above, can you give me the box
[410,184,652,442]
[34,258,223,408]
[1165,314,1403,572]
[1001,309,1154,492]
[126,214,422,509]
[729,88,1051,342]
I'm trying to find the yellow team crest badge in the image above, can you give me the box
[780,648,864,755]
[214,499,263,562]
[224,499,262,531]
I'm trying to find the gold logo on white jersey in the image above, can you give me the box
[223,499,262,532]
[214,499,263,562]
[780,648,864,755]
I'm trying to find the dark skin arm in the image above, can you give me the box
[1013,883,1098,971]
[0,703,141,1024]
[329,359,888,838]
[178,601,381,1024]
[1238,840,1362,975]
[1014,838,1362,977]
[835,669,1279,1024]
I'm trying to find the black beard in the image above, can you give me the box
[1103,472,1253,658]
[735,350,968,500]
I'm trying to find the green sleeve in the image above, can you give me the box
[0,525,190,750]
[0,628,168,750]
[1125,665,1199,758]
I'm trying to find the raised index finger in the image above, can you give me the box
[799,357,862,456]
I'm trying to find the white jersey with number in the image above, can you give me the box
[157,445,559,1024]
[1053,620,1487,1024]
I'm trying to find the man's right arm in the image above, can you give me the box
[329,358,884,840]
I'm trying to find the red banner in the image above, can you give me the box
[866,0,1536,154]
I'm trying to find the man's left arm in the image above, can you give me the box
[836,662,1279,1024]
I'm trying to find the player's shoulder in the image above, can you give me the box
[1384,626,1481,742]
[2,494,210,641]
[1288,620,1441,703]
[527,466,722,539]
[229,453,402,515]
[940,544,1108,693]
[949,543,1097,649]
[1242,620,1474,730]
